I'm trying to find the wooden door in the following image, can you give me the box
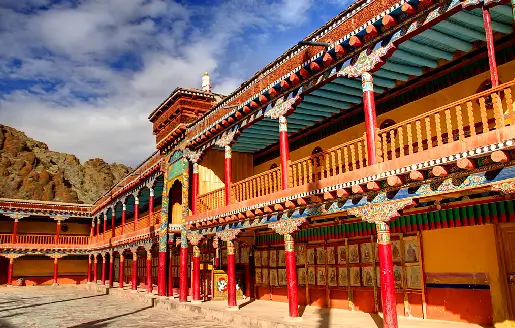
[499,224,515,320]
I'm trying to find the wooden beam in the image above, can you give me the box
[409,170,425,181]
[366,181,381,191]
[263,206,273,214]
[491,150,511,163]
[254,208,263,216]
[296,198,308,206]
[285,200,296,209]
[457,158,476,170]
[387,175,405,187]
[323,191,336,200]
[310,195,322,204]
[274,204,284,212]
[352,184,366,194]
[432,165,449,177]
[336,189,351,198]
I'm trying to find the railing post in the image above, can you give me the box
[12,219,19,244]
[121,204,126,235]
[133,196,139,232]
[148,188,154,227]
[96,217,100,236]
[55,220,61,245]
[111,211,116,238]
[362,72,379,165]
[482,6,499,87]
[224,146,233,206]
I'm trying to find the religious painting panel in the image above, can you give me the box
[307,248,315,265]
[362,266,374,287]
[350,267,361,287]
[327,246,336,265]
[317,267,327,286]
[307,267,316,285]
[222,249,228,265]
[269,249,277,268]
[406,263,422,289]
[278,269,287,286]
[261,250,269,267]
[270,269,278,287]
[338,267,348,287]
[404,236,419,263]
[337,246,347,265]
[255,250,262,267]
[234,243,240,264]
[394,265,403,289]
[262,268,269,285]
[391,240,402,262]
[376,266,380,287]
[327,267,337,287]
[298,268,307,285]
[360,243,373,264]
[278,250,286,267]
[255,268,262,285]
[240,247,249,264]
[295,244,306,265]
[316,247,326,265]
[348,244,360,264]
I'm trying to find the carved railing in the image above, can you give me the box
[58,235,89,245]
[0,234,90,245]
[0,234,12,244]
[290,136,367,187]
[232,167,282,202]
[379,80,515,161]
[198,188,226,213]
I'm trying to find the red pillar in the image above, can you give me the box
[101,255,106,285]
[96,218,100,236]
[192,246,201,303]
[158,250,167,296]
[109,254,114,287]
[482,6,499,87]
[179,241,188,302]
[55,221,61,244]
[244,264,252,299]
[362,72,378,165]
[192,163,199,215]
[119,254,125,288]
[53,257,59,286]
[93,256,98,284]
[148,189,154,227]
[133,197,139,231]
[103,217,107,237]
[284,234,299,318]
[121,204,126,234]
[90,219,95,238]
[12,219,18,244]
[111,213,116,238]
[168,249,174,297]
[87,256,92,283]
[7,258,13,286]
[132,251,138,291]
[377,222,398,328]
[224,146,232,205]
[279,116,290,189]
[146,251,153,293]
[227,240,237,309]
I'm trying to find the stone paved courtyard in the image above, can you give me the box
[0,286,232,328]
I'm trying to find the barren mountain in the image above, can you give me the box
[0,125,131,204]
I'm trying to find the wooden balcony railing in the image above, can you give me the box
[378,80,515,161]
[57,235,89,245]
[0,234,89,245]
[0,234,12,244]
[198,188,226,213]
[232,167,282,202]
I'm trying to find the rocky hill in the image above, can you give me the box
[0,125,132,204]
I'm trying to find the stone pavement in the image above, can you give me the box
[0,285,232,328]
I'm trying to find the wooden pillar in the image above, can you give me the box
[377,222,398,328]
[279,116,290,189]
[192,245,201,303]
[148,189,154,227]
[168,248,174,297]
[53,257,59,286]
[179,232,188,302]
[121,204,126,234]
[158,243,168,296]
[132,250,138,291]
[244,263,252,299]
[111,212,115,238]
[192,163,199,215]
[7,258,14,286]
[119,254,125,288]
[87,255,92,283]
[227,240,237,309]
[214,238,220,268]
[103,216,107,237]
[133,196,139,231]
[146,250,153,294]
[224,146,232,205]
[482,6,499,87]
[93,255,98,284]
[96,218,100,236]
[90,219,95,238]
[362,72,378,165]
[101,255,106,285]
[55,220,61,244]
[109,253,114,287]
[284,234,299,318]
[12,219,19,244]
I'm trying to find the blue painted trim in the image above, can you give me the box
[398,40,453,60]
[421,29,472,52]
[383,62,423,76]
[311,89,362,104]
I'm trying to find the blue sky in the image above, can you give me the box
[0,0,351,167]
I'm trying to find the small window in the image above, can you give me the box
[270,163,278,169]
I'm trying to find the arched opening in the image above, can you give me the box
[125,195,136,228]
[106,208,113,231]
[168,180,183,225]
[114,202,123,233]
[152,176,164,225]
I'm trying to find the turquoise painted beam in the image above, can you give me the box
[374,69,409,81]
[295,107,333,117]
[490,5,513,18]
[421,29,472,52]
[435,20,486,40]
[369,75,396,89]
[302,95,351,109]
[321,83,363,97]
[453,11,513,34]
[332,77,385,93]
[297,100,343,113]
[383,61,423,76]
[391,50,438,68]
[287,117,317,125]
[290,112,328,121]
[240,129,279,138]
[399,40,453,60]
[312,89,362,103]
[252,121,304,128]
[236,138,275,144]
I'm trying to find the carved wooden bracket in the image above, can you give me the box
[183,149,202,164]
[214,130,237,147]
[264,96,300,120]
[491,180,515,194]
[216,229,241,242]
[268,218,307,235]
[186,230,204,246]
[337,43,395,78]
[347,199,415,223]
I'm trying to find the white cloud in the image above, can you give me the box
[0,0,316,167]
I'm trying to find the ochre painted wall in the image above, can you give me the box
[198,149,254,195]
[422,225,507,326]
[254,60,515,174]
[13,258,88,276]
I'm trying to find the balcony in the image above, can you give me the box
[0,234,89,246]
[193,80,515,218]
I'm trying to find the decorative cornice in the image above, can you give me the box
[491,180,515,194]
[264,96,301,120]
[337,43,395,78]
[348,199,415,223]
[214,130,237,148]
[186,230,203,246]
[268,218,306,235]
[216,229,241,241]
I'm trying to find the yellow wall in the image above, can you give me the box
[13,258,88,276]
[199,149,254,195]
[422,225,507,326]
[254,60,515,174]
[0,220,89,235]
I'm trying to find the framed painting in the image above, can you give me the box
[350,267,361,286]
[296,244,306,265]
[391,240,402,262]
[406,264,422,289]
[278,269,287,286]
[254,250,262,267]
[338,267,348,287]
[317,267,327,286]
[262,268,270,285]
[404,236,419,263]
[360,243,373,264]
[348,244,359,264]
[362,266,374,287]
[255,268,262,285]
[269,250,277,268]
[327,267,337,287]
[261,250,269,267]
[394,265,403,289]
[337,246,347,265]
[269,269,278,286]
[240,247,249,264]
[298,268,307,285]
[278,250,286,267]
[222,249,228,265]
[327,247,336,265]
[316,247,326,265]
[307,248,315,265]
[307,267,316,285]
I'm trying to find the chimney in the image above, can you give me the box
[202,72,212,92]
